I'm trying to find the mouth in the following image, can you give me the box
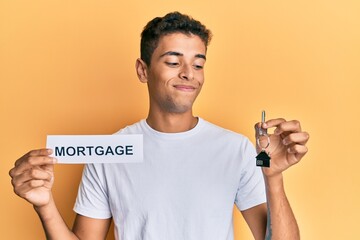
[173,84,197,92]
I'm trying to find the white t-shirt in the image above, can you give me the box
[74,118,266,240]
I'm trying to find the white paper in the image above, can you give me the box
[46,135,143,164]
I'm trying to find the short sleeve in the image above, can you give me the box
[234,139,266,211]
[73,164,112,219]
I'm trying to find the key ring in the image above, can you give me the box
[257,133,270,150]
[256,111,271,167]
[257,110,270,150]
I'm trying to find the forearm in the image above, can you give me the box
[264,174,299,240]
[34,196,78,240]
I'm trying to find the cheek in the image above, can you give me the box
[161,73,180,88]
[153,68,177,83]
[196,72,205,85]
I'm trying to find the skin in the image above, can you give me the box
[136,33,207,132]
[9,32,309,240]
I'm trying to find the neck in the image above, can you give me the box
[146,110,198,133]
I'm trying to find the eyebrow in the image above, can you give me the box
[159,51,206,60]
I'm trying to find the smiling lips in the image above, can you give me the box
[173,84,197,92]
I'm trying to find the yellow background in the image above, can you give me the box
[1,0,359,239]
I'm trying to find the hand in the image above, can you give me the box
[255,118,309,177]
[9,149,57,207]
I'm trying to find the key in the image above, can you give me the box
[258,110,267,136]
[256,110,271,167]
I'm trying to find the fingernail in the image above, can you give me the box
[262,123,268,128]
[52,158,58,164]
[282,139,288,145]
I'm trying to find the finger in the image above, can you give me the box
[14,180,48,197]
[262,118,286,129]
[287,144,308,159]
[15,149,53,167]
[273,120,302,135]
[11,168,53,188]
[29,148,53,157]
[282,132,310,146]
[254,122,262,138]
[41,163,55,173]
[10,156,56,177]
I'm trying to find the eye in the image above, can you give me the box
[165,62,179,67]
[193,64,204,70]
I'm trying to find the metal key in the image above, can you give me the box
[256,110,271,167]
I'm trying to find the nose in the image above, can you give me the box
[179,64,194,81]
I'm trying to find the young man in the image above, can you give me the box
[9,12,309,240]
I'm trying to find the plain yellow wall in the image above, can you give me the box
[1,0,359,239]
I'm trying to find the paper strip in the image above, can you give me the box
[46,135,143,164]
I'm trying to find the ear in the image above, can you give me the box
[135,58,148,83]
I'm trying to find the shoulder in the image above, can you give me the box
[113,120,145,135]
[200,118,251,142]
[198,118,256,155]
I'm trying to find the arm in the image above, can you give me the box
[72,214,112,240]
[263,174,299,240]
[261,118,308,239]
[241,178,299,240]
[9,149,110,240]
[241,203,267,240]
[34,197,111,240]
[244,118,309,239]
[34,196,79,240]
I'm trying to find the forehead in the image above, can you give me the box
[154,33,206,57]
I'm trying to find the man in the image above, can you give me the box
[9,12,309,239]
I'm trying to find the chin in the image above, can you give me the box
[165,102,193,114]
[159,96,196,114]
[169,106,192,114]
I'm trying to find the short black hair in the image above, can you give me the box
[140,12,212,66]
